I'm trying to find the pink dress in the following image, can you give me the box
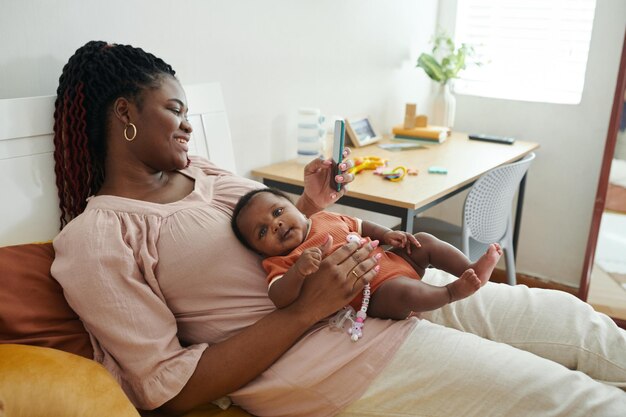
[51,157,415,417]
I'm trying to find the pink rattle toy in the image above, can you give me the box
[349,285,370,341]
[329,233,371,342]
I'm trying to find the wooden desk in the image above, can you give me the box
[252,132,539,256]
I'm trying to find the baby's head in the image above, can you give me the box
[232,188,309,257]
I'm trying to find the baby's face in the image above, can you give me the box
[237,192,309,256]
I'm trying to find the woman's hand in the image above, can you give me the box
[293,235,380,323]
[297,149,355,216]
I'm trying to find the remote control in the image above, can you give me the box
[468,133,515,145]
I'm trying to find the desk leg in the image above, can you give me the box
[512,173,527,262]
[401,209,416,233]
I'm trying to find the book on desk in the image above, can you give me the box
[391,125,451,143]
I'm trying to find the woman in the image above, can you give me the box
[51,41,626,417]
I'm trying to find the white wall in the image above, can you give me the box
[0,0,436,172]
[1,0,624,287]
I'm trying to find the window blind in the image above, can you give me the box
[453,0,596,104]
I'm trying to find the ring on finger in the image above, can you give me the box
[352,270,361,286]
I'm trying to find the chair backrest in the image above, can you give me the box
[0,82,235,247]
[462,152,536,246]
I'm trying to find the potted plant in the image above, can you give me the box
[416,31,482,128]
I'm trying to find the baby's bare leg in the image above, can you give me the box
[397,232,501,286]
[368,272,481,320]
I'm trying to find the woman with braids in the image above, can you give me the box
[51,40,626,417]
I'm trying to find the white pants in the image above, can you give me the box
[339,269,626,417]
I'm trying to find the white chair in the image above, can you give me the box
[413,152,536,285]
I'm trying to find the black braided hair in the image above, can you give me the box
[53,41,176,228]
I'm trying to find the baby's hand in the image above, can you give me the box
[382,231,421,254]
[296,247,323,276]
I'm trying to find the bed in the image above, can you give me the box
[0,84,253,417]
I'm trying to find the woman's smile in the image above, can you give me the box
[175,136,190,152]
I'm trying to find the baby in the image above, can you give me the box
[231,188,502,329]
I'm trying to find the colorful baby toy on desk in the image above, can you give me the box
[348,156,388,175]
[348,155,418,182]
[375,166,407,182]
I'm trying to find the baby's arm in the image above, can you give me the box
[269,247,323,308]
[361,221,421,254]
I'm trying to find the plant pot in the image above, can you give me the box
[431,83,456,128]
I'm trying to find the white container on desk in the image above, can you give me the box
[297,108,325,164]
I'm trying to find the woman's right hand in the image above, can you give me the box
[292,235,380,323]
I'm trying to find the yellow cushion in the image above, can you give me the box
[0,344,139,417]
[0,344,254,417]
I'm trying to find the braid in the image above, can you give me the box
[53,41,176,228]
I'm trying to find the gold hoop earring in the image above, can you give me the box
[124,123,137,141]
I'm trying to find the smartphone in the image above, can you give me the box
[332,119,346,191]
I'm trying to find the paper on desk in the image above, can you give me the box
[378,143,426,151]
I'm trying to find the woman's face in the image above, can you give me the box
[130,76,193,172]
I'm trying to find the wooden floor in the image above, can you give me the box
[588,263,626,323]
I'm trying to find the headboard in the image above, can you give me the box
[0,83,235,247]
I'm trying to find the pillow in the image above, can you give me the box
[0,243,253,417]
[0,242,93,358]
[0,344,139,417]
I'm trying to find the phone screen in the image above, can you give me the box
[332,119,345,192]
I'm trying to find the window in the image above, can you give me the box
[452,0,596,104]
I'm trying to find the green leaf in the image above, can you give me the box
[452,49,466,75]
[417,53,446,83]
[417,30,485,84]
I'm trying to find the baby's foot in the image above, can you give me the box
[446,269,481,302]
[469,243,503,285]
